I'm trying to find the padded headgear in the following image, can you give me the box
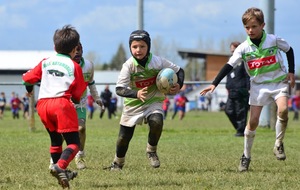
[129,30,151,57]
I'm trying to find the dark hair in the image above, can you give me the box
[129,30,151,55]
[53,25,80,54]
[230,41,241,48]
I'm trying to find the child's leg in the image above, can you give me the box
[47,129,64,164]
[275,97,289,146]
[57,132,80,169]
[147,113,163,150]
[147,113,163,168]
[243,105,262,158]
[114,125,135,166]
[243,128,256,158]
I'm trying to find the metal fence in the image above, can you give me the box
[1,81,298,130]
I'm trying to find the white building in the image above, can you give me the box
[0,50,227,111]
[0,51,120,105]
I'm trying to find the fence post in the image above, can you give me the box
[29,87,36,132]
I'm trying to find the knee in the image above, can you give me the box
[79,125,86,133]
[117,125,134,146]
[78,119,86,132]
[117,133,131,146]
[249,118,259,128]
[278,109,288,121]
[148,113,163,129]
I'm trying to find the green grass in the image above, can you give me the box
[1,110,300,190]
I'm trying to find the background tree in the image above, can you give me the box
[184,58,205,81]
[108,44,127,70]
[152,36,183,67]
[85,51,102,70]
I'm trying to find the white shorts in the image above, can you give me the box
[249,81,289,106]
[120,102,163,127]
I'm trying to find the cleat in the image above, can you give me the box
[75,155,86,170]
[273,143,286,160]
[65,169,77,181]
[103,162,123,171]
[238,154,251,172]
[50,164,70,189]
[49,164,77,181]
[234,133,244,137]
[146,152,160,168]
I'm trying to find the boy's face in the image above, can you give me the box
[130,40,148,60]
[72,44,83,63]
[69,44,82,63]
[244,18,265,40]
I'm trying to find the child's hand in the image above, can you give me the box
[26,92,33,97]
[95,99,104,107]
[287,73,295,88]
[199,85,216,96]
[169,83,180,95]
[137,87,148,102]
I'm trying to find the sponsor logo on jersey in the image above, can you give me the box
[47,69,65,77]
[247,55,276,70]
[135,76,156,88]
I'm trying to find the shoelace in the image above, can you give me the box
[103,163,122,170]
[277,145,284,154]
[148,152,158,159]
[241,157,249,166]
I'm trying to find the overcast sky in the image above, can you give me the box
[0,0,299,68]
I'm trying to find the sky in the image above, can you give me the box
[0,0,299,68]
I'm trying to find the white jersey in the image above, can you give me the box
[22,54,86,102]
[77,58,95,107]
[117,53,180,126]
[228,31,290,84]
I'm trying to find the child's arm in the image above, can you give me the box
[200,64,233,96]
[286,47,295,88]
[169,68,185,95]
[116,86,147,102]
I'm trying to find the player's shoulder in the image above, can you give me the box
[83,58,93,65]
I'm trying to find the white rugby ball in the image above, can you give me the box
[156,68,178,94]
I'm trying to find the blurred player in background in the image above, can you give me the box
[99,85,113,119]
[162,96,170,120]
[87,94,95,119]
[0,92,6,119]
[176,92,189,120]
[10,92,21,119]
[291,90,300,120]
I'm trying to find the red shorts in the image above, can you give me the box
[37,98,78,133]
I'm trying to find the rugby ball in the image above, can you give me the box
[156,68,178,94]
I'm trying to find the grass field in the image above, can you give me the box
[1,109,300,190]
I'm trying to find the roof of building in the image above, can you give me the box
[0,50,56,71]
[177,48,230,59]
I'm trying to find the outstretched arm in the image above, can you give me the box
[200,64,233,96]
